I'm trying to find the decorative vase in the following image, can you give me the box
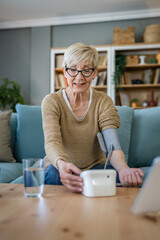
[143,100,148,107]
[144,69,153,84]
[139,55,146,65]
[149,91,156,107]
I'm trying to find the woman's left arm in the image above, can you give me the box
[110,150,144,187]
[99,96,144,186]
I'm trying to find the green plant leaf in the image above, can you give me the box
[0,78,25,112]
[113,54,126,87]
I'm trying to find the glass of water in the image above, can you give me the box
[23,158,45,198]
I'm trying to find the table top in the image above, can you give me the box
[0,183,160,240]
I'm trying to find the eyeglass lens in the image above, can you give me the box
[66,68,94,77]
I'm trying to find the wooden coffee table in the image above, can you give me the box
[0,183,160,240]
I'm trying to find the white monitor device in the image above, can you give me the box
[131,156,160,214]
[80,169,117,197]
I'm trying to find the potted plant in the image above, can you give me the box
[0,78,25,112]
[131,98,138,108]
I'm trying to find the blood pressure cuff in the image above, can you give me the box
[102,128,121,155]
[97,128,121,158]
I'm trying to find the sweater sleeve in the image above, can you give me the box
[98,95,120,132]
[41,94,68,168]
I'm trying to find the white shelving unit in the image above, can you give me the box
[111,43,160,103]
[50,48,66,94]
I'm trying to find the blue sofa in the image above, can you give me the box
[0,104,160,184]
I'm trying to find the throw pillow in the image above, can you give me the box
[0,110,16,162]
[15,104,46,162]
[128,107,160,168]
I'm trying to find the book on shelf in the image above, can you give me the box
[153,68,160,84]
[97,71,107,86]
[55,73,68,88]
[121,73,127,85]
[123,72,131,84]
[98,54,107,68]
[91,71,107,87]
[59,74,67,88]
[55,73,60,87]
[56,55,64,68]
[119,92,130,106]
[158,72,160,84]
[91,76,98,87]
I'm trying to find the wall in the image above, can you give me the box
[52,17,160,47]
[0,28,31,104]
[0,17,160,105]
[0,26,50,105]
[30,27,51,105]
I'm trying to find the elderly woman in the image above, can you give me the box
[42,43,144,192]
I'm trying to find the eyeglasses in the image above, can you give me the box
[65,68,95,77]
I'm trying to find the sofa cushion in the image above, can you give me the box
[10,112,17,157]
[15,104,46,162]
[11,175,24,184]
[0,162,22,183]
[128,107,160,168]
[0,110,16,162]
[116,106,134,164]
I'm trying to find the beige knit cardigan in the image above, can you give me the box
[42,88,120,170]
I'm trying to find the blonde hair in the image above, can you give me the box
[62,43,99,68]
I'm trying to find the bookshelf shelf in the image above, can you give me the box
[55,68,63,73]
[126,64,160,69]
[97,66,107,72]
[117,84,160,88]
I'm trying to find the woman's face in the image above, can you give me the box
[64,62,97,94]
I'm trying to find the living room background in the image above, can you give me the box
[0,17,160,105]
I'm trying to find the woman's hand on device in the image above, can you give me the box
[57,159,83,192]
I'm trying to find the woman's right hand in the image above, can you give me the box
[57,159,83,192]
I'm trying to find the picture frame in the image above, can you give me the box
[119,92,130,106]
